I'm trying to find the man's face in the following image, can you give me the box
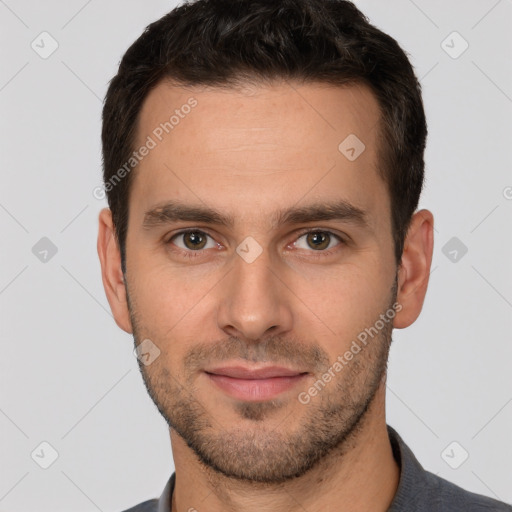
[123,80,398,483]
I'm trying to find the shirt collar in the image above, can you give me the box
[386,424,428,510]
[157,471,175,512]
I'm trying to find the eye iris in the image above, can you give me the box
[307,232,330,250]
[184,231,207,250]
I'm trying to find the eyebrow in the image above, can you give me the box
[142,199,370,231]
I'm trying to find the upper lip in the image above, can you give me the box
[205,365,308,379]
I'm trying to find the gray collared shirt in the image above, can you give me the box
[121,425,512,511]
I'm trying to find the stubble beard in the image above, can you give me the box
[127,280,397,484]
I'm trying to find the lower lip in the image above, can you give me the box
[206,373,307,401]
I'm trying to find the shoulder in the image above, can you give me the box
[419,470,512,511]
[387,425,512,512]
[119,498,159,512]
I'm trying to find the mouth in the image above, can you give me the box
[204,365,309,401]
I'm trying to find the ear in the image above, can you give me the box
[97,208,133,333]
[393,209,434,329]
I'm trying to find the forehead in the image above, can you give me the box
[135,79,381,156]
[130,79,388,233]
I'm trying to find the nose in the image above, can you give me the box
[216,242,294,343]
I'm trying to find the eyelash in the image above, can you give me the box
[165,228,346,260]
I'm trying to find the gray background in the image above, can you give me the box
[1,0,511,510]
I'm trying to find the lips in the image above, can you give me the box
[204,365,309,401]
[205,365,307,379]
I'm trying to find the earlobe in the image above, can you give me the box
[393,209,434,329]
[97,208,133,334]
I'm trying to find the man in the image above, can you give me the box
[97,0,512,510]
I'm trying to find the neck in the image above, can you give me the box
[170,382,399,512]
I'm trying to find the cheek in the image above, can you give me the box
[133,251,208,301]
[291,263,391,346]
[128,260,220,339]
[303,260,388,306]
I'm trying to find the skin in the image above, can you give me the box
[97,79,434,512]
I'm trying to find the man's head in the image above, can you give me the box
[97,0,433,485]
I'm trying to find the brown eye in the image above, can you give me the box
[169,230,215,252]
[305,231,331,250]
[293,230,341,252]
[182,231,207,250]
